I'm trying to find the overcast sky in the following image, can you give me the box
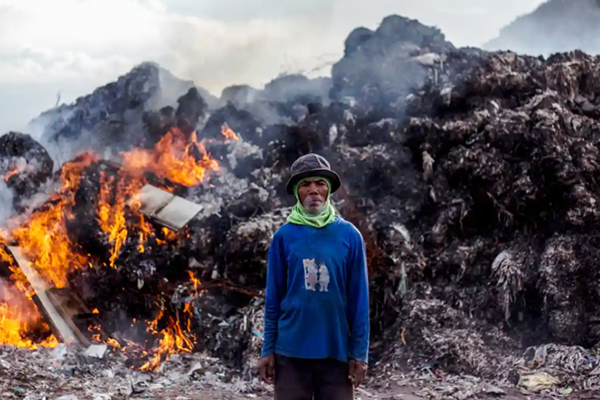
[0,0,547,134]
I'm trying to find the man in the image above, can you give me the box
[257,153,370,400]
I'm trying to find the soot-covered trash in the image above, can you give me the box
[2,12,600,399]
[0,132,54,209]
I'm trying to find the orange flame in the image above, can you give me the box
[10,152,96,288]
[97,172,129,268]
[0,301,58,349]
[140,312,196,372]
[0,155,96,349]
[0,245,12,265]
[189,271,201,293]
[221,123,240,141]
[137,214,153,253]
[0,125,224,367]
[4,169,19,182]
[0,263,58,349]
[121,127,220,187]
[12,201,88,288]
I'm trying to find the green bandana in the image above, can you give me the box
[286,177,337,228]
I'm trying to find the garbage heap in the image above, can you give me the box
[2,14,600,393]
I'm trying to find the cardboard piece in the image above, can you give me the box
[129,184,203,231]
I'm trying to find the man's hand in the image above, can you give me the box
[349,359,368,387]
[257,355,275,384]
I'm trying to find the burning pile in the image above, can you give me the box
[3,13,600,398]
[0,116,227,369]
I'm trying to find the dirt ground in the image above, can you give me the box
[3,345,595,400]
[136,386,421,400]
[118,385,422,400]
[128,385,600,400]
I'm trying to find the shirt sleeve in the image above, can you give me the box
[346,227,370,363]
[261,230,287,357]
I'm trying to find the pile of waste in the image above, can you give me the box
[0,344,265,400]
[3,13,600,399]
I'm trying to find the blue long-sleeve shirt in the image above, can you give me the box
[260,215,370,363]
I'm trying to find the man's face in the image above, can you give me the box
[298,178,329,214]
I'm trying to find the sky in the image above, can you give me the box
[0,0,548,134]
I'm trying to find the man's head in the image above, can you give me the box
[296,177,330,214]
[285,153,341,199]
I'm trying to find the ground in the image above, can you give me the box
[50,382,599,400]
[1,346,597,399]
[103,386,599,400]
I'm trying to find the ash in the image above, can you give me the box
[1,13,600,400]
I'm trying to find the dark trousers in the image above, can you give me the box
[274,354,354,400]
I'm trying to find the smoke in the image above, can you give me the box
[0,0,552,136]
[0,180,14,226]
[484,0,600,55]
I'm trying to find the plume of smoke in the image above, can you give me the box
[0,180,14,227]
[484,0,600,55]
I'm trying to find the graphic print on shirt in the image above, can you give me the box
[303,259,319,291]
[318,263,330,292]
[302,258,331,292]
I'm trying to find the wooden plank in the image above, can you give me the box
[8,246,81,345]
[45,288,90,346]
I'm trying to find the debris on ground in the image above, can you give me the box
[0,345,265,400]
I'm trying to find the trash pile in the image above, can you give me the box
[0,344,265,400]
[1,12,600,399]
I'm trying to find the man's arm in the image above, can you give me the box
[347,228,370,363]
[261,231,287,357]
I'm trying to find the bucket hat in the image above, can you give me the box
[285,153,342,195]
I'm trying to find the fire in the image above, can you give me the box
[221,123,240,141]
[0,155,98,350]
[10,153,94,283]
[4,169,19,182]
[12,201,87,288]
[189,271,201,293]
[137,214,153,253]
[140,312,196,372]
[97,172,130,268]
[0,245,12,265]
[0,300,36,348]
[0,302,59,349]
[0,271,58,349]
[60,153,98,194]
[161,227,177,241]
[0,124,224,369]
[121,127,220,187]
[0,154,96,349]
[2,159,30,182]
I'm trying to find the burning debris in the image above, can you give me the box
[3,12,600,400]
[0,132,54,209]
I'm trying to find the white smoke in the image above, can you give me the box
[484,0,600,55]
[0,0,550,135]
[0,179,14,227]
